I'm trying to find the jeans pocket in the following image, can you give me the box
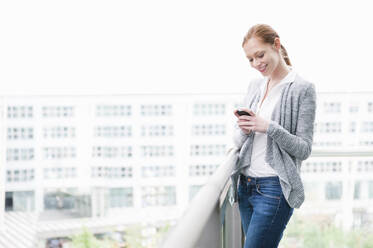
[255,183,281,200]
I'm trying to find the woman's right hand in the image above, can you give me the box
[234,108,254,135]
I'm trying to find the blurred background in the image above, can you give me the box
[1,0,373,247]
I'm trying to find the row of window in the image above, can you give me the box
[6,144,227,161]
[6,164,220,182]
[6,101,373,120]
[189,164,219,176]
[141,104,172,116]
[43,127,76,138]
[142,165,175,177]
[6,180,373,212]
[44,167,77,179]
[303,160,373,174]
[193,103,225,116]
[190,144,226,156]
[7,148,34,161]
[323,102,373,113]
[142,186,176,207]
[96,105,132,117]
[6,124,232,140]
[141,125,174,137]
[314,122,342,133]
[43,147,77,159]
[7,106,33,119]
[7,127,34,140]
[92,146,132,158]
[91,166,133,178]
[95,126,132,138]
[6,169,35,183]
[302,161,343,173]
[323,181,373,200]
[192,124,226,136]
[42,106,74,117]
[313,141,342,147]
[141,145,174,157]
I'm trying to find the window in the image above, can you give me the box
[142,165,175,177]
[7,106,33,119]
[109,188,133,208]
[7,148,34,161]
[189,164,219,176]
[349,104,359,113]
[44,189,77,210]
[360,122,373,133]
[42,106,74,118]
[5,191,35,212]
[368,102,373,113]
[92,146,132,158]
[91,166,133,178]
[356,160,373,173]
[140,104,172,116]
[95,126,132,138]
[141,125,174,137]
[141,145,174,157]
[7,127,34,140]
[43,147,76,159]
[142,186,176,207]
[325,182,343,200]
[193,103,225,116]
[43,126,76,139]
[192,124,226,136]
[44,167,77,179]
[315,122,342,133]
[349,122,356,133]
[302,161,342,174]
[96,105,132,117]
[7,169,35,182]
[323,102,341,113]
[190,144,226,156]
[354,181,361,200]
[369,181,373,199]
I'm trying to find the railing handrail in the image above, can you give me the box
[161,148,238,248]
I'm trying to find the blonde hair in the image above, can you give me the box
[242,24,291,66]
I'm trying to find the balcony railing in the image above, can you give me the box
[161,148,243,248]
[161,148,373,248]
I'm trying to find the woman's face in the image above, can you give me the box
[243,37,281,77]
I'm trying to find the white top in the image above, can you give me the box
[245,69,297,177]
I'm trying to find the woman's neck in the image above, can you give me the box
[268,62,291,87]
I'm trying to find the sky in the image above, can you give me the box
[1,0,373,95]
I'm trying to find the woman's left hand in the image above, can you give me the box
[237,109,270,134]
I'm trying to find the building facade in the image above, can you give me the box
[0,92,373,246]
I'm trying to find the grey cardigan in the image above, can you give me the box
[230,74,317,208]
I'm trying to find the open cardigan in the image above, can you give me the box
[230,74,317,208]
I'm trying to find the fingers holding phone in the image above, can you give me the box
[234,108,255,134]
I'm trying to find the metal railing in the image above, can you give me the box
[161,148,243,248]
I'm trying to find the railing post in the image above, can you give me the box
[222,202,243,248]
[194,202,221,248]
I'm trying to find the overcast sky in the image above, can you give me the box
[1,0,372,95]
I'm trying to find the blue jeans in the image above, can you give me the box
[237,174,294,248]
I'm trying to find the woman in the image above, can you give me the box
[230,24,317,248]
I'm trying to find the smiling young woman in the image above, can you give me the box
[231,24,317,248]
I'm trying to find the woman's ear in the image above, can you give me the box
[273,37,281,51]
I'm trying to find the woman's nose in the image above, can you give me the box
[253,59,260,67]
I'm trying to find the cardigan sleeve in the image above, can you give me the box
[266,83,317,160]
[232,79,259,149]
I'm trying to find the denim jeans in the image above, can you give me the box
[237,174,294,248]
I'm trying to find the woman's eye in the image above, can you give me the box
[249,58,253,62]
[258,53,264,58]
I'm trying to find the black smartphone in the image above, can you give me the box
[236,110,252,116]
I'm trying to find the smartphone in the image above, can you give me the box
[236,110,252,116]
